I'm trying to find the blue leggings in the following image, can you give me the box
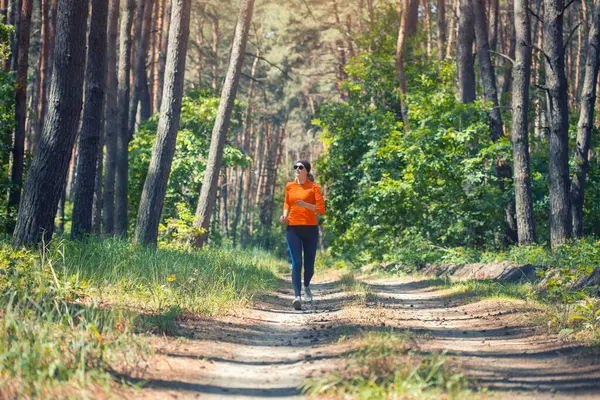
[286,225,319,297]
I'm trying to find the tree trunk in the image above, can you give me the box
[437,0,446,60]
[138,0,156,121]
[6,0,32,233]
[544,0,572,245]
[500,24,516,103]
[193,0,255,248]
[32,0,56,156]
[114,0,136,237]
[134,0,192,246]
[12,0,89,246]
[511,0,536,244]
[91,129,104,235]
[71,0,109,239]
[571,1,600,237]
[232,52,259,246]
[102,0,120,235]
[424,0,432,57]
[488,0,499,51]
[446,0,458,58]
[154,0,170,111]
[396,0,410,125]
[457,0,476,103]
[258,125,281,248]
[5,0,21,72]
[473,0,517,243]
[211,15,219,95]
[129,0,154,136]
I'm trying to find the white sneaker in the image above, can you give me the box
[292,296,302,310]
[303,286,313,303]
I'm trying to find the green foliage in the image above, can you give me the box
[570,298,600,342]
[128,91,249,240]
[317,38,507,260]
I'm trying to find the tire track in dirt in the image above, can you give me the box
[127,275,600,399]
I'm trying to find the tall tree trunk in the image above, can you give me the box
[155,0,170,112]
[437,0,446,60]
[576,0,589,98]
[114,0,136,237]
[6,0,32,233]
[232,52,259,246]
[511,0,536,244]
[473,0,517,243]
[258,124,281,248]
[193,0,255,248]
[446,0,458,58]
[571,2,600,237]
[457,0,476,103]
[71,0,109,239]
[543,0,572,245]
[12,0,89,246]
[102,0,120,235]
[134,0,192,246]
[5,0,21,71]
[500,24,516,103]
[32,0,56,155]
[91,129,104,234]
[211,14,219,95]
[396,0,410,125]
[424,0,432,57]
[137,0,155,121]
[488,0,499,51]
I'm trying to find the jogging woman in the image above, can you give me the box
[279,160,326,310]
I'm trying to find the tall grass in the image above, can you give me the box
[0,237,285,397]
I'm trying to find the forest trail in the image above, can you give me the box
[130,275,600,399]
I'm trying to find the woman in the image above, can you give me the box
[280,160,326,310]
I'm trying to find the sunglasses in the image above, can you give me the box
[293,165,305,170]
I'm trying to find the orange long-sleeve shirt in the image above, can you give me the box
[284,179,326,226]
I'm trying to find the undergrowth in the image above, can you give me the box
[0,237,284,397]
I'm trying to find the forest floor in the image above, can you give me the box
[122,271,600,399]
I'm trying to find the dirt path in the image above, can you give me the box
[129,275,600,399]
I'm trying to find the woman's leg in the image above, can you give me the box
[286,226,303,297]
[302,226,319,288]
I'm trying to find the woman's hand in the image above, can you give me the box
[295,200,316,211]
[279,214,289,224]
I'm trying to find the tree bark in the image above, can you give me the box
[129,0,154,136]
[6,0,32,233]
[134,0,192,246]
[102,0,120,235]
[114,0,136,237]
[473,0,517,243]
[437,0,446,60]
[154,0,170,111]
[543,0,572,245]
[211,14,219,95]
[32,0,56,156]
[193,0,255,248]
[446,0,458,58]
[457,0,476,102]
[5,0,21,72]
[488,0,499,51]
[232,52,259,246]
[396,0,411,125]
[511,0,536,244]
[571,1,600,237]
[71,0,109,239]
[12,0,89,246]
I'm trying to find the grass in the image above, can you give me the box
[336,272,375,305]
[437,278,539,303]
[0,237,286,397]
[302,330,472,399]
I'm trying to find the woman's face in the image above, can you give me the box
[294,162,308,180]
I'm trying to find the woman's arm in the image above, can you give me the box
[313,185,326,215]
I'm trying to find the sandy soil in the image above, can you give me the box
[122,274,600,399]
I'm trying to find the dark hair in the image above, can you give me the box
[297,160,314,182]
